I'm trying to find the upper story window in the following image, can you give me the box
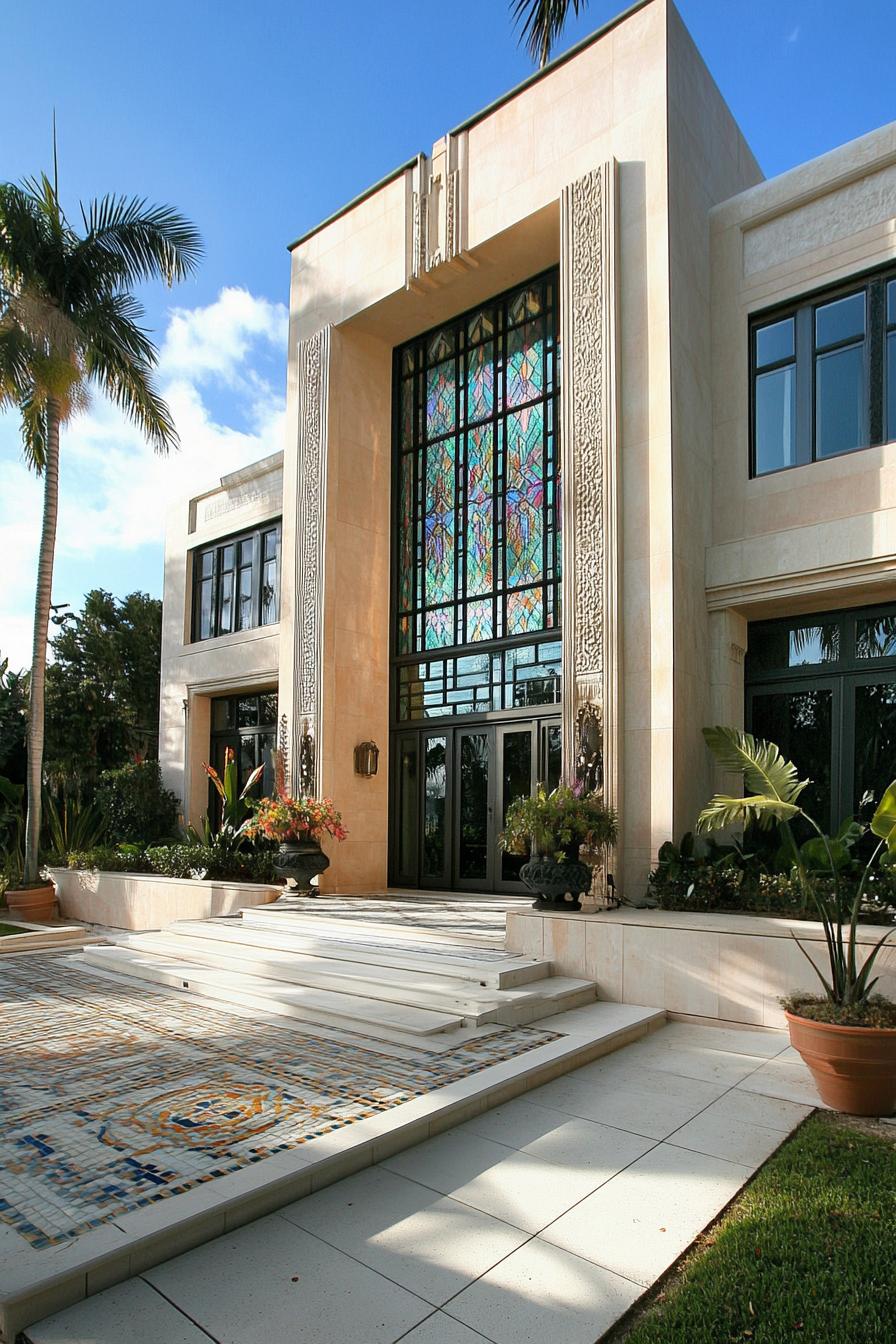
[751,271,896,477]
[192,521,281,642]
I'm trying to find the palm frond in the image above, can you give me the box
[696,794,802,836]
[79,195,203,287]
[511,0,586,66]
[702,726,809,806]
[19,390,49,472]
[84,336,178,454]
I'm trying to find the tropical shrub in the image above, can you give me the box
[66,841,277,884]
[697,726,896,1019]
[66,845,151,874]
[502,784,617,860]
[95,761,179,843]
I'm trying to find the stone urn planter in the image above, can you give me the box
[519,854,593,911]
[785,1011,896,1116]
[5,880,58,923]
[272,840,330,895]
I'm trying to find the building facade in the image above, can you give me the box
[159,0,896,897]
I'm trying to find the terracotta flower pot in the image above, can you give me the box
[5,881,58,925]
[785,1010,896,1117]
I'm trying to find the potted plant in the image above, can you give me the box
[2,776,57,922]
[242,752,347,895]
[698,726,896,1116]
[501,783,617,910]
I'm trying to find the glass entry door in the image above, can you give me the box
[391,718,560,893]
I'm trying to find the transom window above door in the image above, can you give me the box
[394,270,560,657]
[751,270,896,477]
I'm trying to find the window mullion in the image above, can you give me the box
[795,304,814,465]
[868,278,884,447]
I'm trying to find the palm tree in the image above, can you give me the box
[511,0,588,66]
[0,171,201,885]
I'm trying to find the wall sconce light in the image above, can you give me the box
[354,740,379,777]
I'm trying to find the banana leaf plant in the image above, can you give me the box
[697,726,896,1008]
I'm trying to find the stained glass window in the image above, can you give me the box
[394,270,560,715]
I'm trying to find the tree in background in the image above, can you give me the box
[44,589,164,791]
[511,0,588,67]
[0,659,28,787]
[0,167,201,884]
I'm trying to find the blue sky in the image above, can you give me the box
[2,0,895,667]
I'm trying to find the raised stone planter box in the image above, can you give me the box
[48,868,281,932]
[506,905,896,1028]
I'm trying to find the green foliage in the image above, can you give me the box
[0,657,28,785]
[66,845,151,874]
[621,1114,895,1344]
[67,840,277,884]
[699,726,896,1010]
[41,787,107,861]
[44,590,164,787]
[782,993,896,1029]
[144,843,277,884]
[501,784,617,860]
[94,761,179,843]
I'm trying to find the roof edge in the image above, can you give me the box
[287,0,655,253]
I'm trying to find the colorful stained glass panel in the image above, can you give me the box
[506,320,544,407]
[505,405,544,589]
[400,380,414,448]
[427,359,456,438]
[468,310,494,343]
[506,588,544,635]
[425,607,452,649]
[398,454,414,613]
[467,598,493,643]
[466,425,493,596]
[509,287,542,325]
[466,341,494,423]
[424,440,455,606]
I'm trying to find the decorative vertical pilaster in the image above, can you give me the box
[292,326,330,797]
[559,162,620,817]
[406,134,470,288]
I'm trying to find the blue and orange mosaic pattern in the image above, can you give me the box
[0,956,557,1252]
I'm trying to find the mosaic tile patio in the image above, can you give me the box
[0,955,558,1253]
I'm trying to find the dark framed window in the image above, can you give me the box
[392,270,561,725]
[750,270,896,477]
[192,521,281,641]
[745,603,896,830]
[208,691,278,822]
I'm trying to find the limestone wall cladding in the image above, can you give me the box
[709,121,896,616]
[50,869,279,932]
[284,0,675,895]
[506,907,896,1029]
[158,460,282,827]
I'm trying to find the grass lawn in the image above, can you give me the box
[612,1113,896,1344]
[0,922,27,935]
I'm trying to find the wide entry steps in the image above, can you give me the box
[81,902,598,1043]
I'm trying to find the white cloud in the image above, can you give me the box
[0,287,288,669]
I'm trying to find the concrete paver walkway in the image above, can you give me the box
[26,1021,818,1344]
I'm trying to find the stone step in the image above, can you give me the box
[80,945,466,1037]
[165,917,553,988]
[242,902,506,949]
[110,932,597,1027]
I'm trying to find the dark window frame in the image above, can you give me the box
[745,602,896,830]
[750,267,896,478]
[208,690,278,822]
[191,519,281,642]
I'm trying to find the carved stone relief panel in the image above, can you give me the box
[559,163,620,815]
[292,326,330,796]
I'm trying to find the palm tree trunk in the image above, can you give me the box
[23,401,60,884]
